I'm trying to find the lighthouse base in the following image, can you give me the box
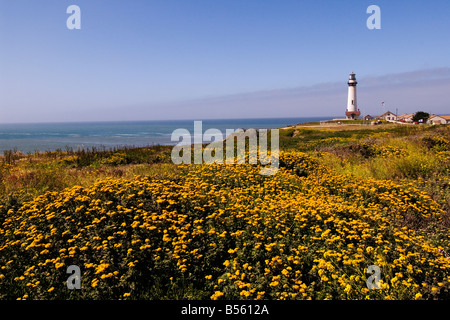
[345,110,361,120]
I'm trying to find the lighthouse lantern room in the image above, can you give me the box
[345,72,361,120]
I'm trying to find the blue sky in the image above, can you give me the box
[1,0,450,123]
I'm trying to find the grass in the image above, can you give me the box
[0,145,178,203]
[279,123,450,249]
[1,123,449,229]
[1,123,450,300]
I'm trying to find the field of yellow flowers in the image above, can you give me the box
[1,125,450,300]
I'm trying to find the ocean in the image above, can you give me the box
[0,117,333,154]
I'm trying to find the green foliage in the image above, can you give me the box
[1,123,450,300]
[412,111,430,123]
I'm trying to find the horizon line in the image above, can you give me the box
[0,115,340,126]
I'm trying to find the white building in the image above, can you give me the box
[345,72,361,120]
[378,111,397,121]
[428,115,450,124]
[398,113,414,122]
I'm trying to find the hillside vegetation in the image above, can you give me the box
[0,124,449,300]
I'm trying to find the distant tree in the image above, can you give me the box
[412,111,430,123]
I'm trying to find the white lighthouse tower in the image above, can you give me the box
[345,72,361,120]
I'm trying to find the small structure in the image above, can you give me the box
[345,72,361,120]
[398,113,414,122]
[428,115,450,124]
[378,111,397,121]
[364,115,373,121]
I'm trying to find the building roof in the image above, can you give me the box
[429,115,450,120]
[380,111,397,117]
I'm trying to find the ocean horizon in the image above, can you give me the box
[0,117,335,154]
